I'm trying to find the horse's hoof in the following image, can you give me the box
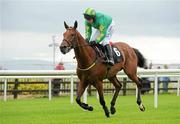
[139,103,145,112]
[103,106,110,117]
[105,112,110,118]
[110,106,116,114]
[88,106,93,111]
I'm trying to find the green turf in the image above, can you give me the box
[0,94,180,124]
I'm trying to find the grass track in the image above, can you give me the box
[1,94,180,124]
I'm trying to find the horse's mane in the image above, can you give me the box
[75,30,86,42]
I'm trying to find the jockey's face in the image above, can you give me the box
[87,18,93,24]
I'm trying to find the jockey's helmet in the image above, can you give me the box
[83,8,96,21]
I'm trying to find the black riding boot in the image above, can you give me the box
[104,44,114,66]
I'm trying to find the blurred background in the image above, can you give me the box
[0,0,180,70]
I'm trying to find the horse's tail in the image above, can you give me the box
[133,48,147,68]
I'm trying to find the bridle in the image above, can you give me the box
[62,38,90,49]
[61,29,97,71]
[62,29,90,49]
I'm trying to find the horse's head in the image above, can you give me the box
[60,21,78,54]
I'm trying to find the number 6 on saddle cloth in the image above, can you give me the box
[92,43,123,64]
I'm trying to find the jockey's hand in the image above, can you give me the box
[85,39,89,43]
[90,41,97,46]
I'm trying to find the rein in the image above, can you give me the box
[62,33,97,71]
[73,44,91,49]
[62,39,90,49]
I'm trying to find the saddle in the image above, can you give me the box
[92,43,123,64]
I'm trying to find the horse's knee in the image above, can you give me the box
[116,84,122,91]
[138,77,142,82]
[136,83,142,89]
[99,97,106,106]
[111,77,122,91]
[128,74,142,89]
[115,78,122,86]
[138,77,143,88]
[135,78,142,89]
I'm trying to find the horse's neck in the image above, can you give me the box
[74,32,96,68]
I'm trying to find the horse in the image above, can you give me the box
[60,21,146,117]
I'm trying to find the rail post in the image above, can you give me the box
[48,79,52,100]
[4,79,7,101]
[70,75,74,104]
[13,79,19,99]
[96,92,99,99]
[154,73,158,108]
[177,79,180,96]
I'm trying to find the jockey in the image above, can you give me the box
[83,8,115,66]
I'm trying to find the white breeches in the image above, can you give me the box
[90,20,115,46]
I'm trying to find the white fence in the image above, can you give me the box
[0,69,180,108]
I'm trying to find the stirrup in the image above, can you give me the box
[105,59,114,66]
[109,60,114,66]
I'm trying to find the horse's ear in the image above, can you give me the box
[64,21,69,29]
[74,21,78,29]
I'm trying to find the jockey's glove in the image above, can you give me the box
[90,41,97,46]
[85,39,89,43]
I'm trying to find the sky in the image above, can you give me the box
[0,0,180,69]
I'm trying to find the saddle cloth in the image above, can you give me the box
[93,43,122,64]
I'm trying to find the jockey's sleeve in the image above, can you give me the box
[96,21,107,43]
[85,21,92,41]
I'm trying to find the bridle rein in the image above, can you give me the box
[62,30,97,71]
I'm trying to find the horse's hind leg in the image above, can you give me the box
[124,69,145,111]
[108,76,122,114]
[95,81,110,117]
[76,81,93,111]
[136,77,145,111]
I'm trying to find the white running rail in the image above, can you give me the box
[0,69,180,108]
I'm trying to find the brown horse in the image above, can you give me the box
[60,21,146,117]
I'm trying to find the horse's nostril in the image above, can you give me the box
[60,45,67,54]
[60,46,66,49]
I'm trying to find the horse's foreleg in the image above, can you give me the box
[76,81,93,111]
[108,76,122,114]
[95,81,110,117]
